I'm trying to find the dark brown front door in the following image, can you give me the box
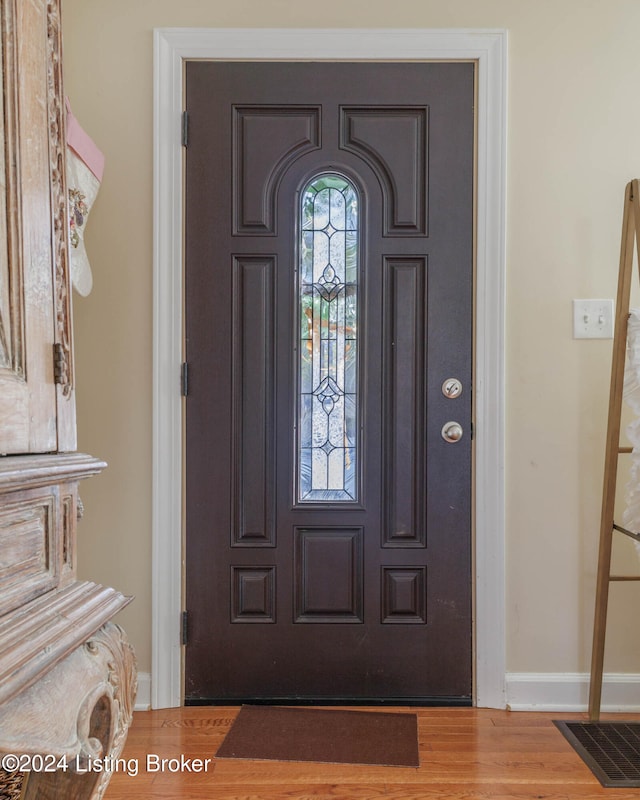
[184,62,474,703]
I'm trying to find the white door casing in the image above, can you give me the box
[152,27,507,709]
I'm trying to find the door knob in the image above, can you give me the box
[441,421,463,443]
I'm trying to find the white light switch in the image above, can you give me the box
[573,299,614,339]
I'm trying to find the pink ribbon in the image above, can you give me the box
[65,97,105,182]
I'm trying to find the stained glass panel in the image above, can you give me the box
[298,174,358,502]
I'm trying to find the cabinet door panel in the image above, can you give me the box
[0,0,73,455]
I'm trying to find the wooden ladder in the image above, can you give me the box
[589,178,640,720]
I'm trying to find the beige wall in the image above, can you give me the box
[62,0,640,681]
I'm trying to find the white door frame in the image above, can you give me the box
[152,28,507,709]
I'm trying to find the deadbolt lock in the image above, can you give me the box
[441,421,463,443]
[442,378,463,399]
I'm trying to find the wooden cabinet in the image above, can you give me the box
[0,3,136,798]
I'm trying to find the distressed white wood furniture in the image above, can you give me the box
[0,2,136,798]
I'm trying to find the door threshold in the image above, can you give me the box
[185,696,473,707]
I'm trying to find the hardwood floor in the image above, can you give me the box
[103,707,640,799]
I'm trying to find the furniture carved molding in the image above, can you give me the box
[47,0,73,399]
[0,623,137,800]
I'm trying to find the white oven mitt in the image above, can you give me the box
[66,98,105,296]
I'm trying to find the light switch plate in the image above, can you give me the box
[573,299,614,339]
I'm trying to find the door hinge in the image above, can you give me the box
[181,610,189,645]
[181,362,189,397]
[181,111,189,147]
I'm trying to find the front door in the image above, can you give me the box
[184,61,474,703]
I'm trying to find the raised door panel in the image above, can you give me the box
[231,256,276,546]
[0,486,58,617]
[233,106,320,235]
[294,528,364,623]
[382,257,428,547]
[340,107,428,235]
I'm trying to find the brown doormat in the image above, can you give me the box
[0,769,24,800]
[554,721,640,787]
[216,705,419,767]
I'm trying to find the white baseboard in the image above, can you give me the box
[134,672,151,711]
[506,672,640,712]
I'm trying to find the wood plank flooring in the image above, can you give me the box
[103,707,640,799]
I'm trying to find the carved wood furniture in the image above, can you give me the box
[0,2,136,798]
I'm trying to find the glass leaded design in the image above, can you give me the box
[298,174,359,502]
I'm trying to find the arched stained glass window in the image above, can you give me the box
[298,174,359,503]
